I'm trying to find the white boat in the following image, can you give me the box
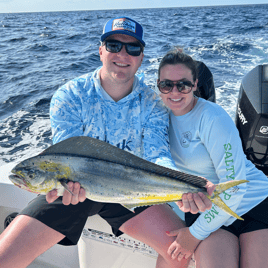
[0,161,195,268]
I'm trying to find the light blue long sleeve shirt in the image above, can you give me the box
[169,97,268,240]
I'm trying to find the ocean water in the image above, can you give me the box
[0,4,268,166]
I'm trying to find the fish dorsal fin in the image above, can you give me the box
[41,136,207,189]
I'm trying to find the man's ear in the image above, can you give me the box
[139,53,144,67]
[99,46,103,62]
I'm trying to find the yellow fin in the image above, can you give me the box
[211,195,243,220]
[138,193,183,203]
[208,180,248,220]
[122,200,179,212]
[212,180,249,198]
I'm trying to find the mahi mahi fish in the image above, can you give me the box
[9,136,248,220]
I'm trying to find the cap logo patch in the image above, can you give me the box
[112,18,136,33]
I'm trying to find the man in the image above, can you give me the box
[0,17,213,268]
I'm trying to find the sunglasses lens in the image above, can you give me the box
[158,81,173,93]
[179,81,193,93]
[182,81,192,87]
[126,44,142,56]
[105,41,122,53]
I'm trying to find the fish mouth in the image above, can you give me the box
[9,174,27,188]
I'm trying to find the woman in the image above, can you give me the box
[157,48,268,267]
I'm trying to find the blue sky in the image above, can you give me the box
[0,0,266,13]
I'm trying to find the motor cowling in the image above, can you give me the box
[235,64,268,175]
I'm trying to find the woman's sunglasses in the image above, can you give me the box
[104,40,143,57]
[157,80,194,94]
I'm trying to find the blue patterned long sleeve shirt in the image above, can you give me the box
[50,67,176,168]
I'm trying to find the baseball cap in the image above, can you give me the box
[101,17,145,47]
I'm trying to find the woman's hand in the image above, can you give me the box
[166,227,201,261]
[176,180,216,213]
[46,181,86,205]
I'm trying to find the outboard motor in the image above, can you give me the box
[235,64,268,175]
[195,61,216,103]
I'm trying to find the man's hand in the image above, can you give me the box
[166,227,201,261]
[176,180,216,213]
[46,181,86,205]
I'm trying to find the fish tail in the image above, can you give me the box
[212,180,249,197]
[211,195,244,220]
[207,180,248,220]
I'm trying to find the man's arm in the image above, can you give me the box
[47,80,87,204]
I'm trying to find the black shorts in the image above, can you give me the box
[19,195,149,246]
[185,197,268,238]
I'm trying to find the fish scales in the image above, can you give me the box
[9,136,248,219]
[40,136,208,189]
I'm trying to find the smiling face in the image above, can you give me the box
[158,64,198,116]
[99,34,144,88]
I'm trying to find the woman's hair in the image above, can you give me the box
[158,46,198,82]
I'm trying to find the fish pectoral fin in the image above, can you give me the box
[213,180,249,197]
[212,196,243,221]
[59,180,74,196]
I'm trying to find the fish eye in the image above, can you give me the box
[29,174,33,179]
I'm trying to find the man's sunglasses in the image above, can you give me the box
[157,80,195,94]
[104,40,143,57]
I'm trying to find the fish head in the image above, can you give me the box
[9,156,59,194]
